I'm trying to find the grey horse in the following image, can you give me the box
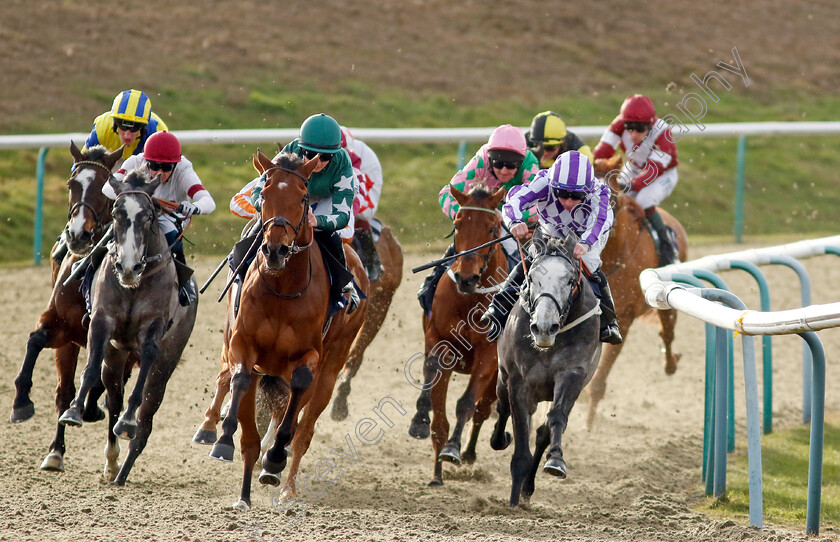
[489,234,602,507]
[59,169,198,485]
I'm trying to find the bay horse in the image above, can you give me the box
[207,150,368,510]
[408,185,507,486]
[490,234,602,506]
[11,143,124,472]
[59,169,198,485]
[584,182,688,428]
[330,223,403,420]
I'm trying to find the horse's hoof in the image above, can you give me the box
[262,454,287,475]
[106,480,126,487]
[664,353,682,375]
[543,457,567,479]
[330,399,349,422]
[209,442,235,462]
[490,431,512,451]
[10,401,35,423]
[427,478,444,487]
[258,470,283,487]
[58,408,83,427]
[231,499,250,511]
[40,450,65,472]
[408,418,430,440]
[438,444,461,465]
[113,419,137,440]
[82,405,106,423]
[192,428,217,445]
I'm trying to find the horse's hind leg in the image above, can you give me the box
[331,305,382,421]
[111,356,178,486]
[41,343,81,471]
[586,341,625,429]
[102,354,127,483]
[114,319,166,440]
[461,369,498,465]
[544,370,587,479]
[11,327,51,423]
[658,308,682,375]
[193,363,232,444]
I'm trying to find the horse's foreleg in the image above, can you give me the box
[544,370,587,479]
[441,353,497,466]
[507,373,532,507]
[234,377,261,510]
[114,318,166,440]
[658,308,682,375]
[11,326,53,423]
[59,317,114,427]
[210,364,252,463]
[428,366,452,487]
[585,341,624,429]
[262,365,314,487]
[408,354,442,440]
[522,423,551,501]
[193,361,232,444]
[462,370,498,464]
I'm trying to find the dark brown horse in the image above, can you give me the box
[207,150,368,510]
[585,187,688,428]
[408,185,507,486]
[330,224,403,420]
[10,143,123,472]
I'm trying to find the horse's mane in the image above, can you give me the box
[123,167,152,189]
[83,145,109,162]
[273,152,305,171]
[616,195,647,226]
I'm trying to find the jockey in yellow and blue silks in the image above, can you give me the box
[230,113,360,313]
[525,111,594,169]
[83,89,168,167]
[481,150,622,345]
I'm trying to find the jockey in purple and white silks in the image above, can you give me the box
[482,150,622,345]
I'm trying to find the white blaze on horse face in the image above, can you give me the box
[67,168,96,238]
[530,256,574,345]
[117,197,146,278]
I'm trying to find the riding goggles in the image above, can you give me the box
[553,188,586,201]
[491,159,522,171]
[147,160,176,172]
[115,119,143,132]
[302,148,335,162]
[624,121,651,133]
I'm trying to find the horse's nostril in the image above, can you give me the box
[114,263,123,273]
[530,323,539,335]
[262,245,270,256]
[132,263,144,274]
[549,324,560,335]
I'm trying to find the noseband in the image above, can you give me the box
[527,248,583,321]
[453,205,501,280]
[259,166,313,257]
[67,161,114,237]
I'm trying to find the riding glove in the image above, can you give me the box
[178,201,200,218]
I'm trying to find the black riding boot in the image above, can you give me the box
[171,246,197,307]
[314,230,359,314]
[646,208,679,266]
[480,260,526,342]
[417,243,456,316]
[355,225,384,282]
[590,268,622,345]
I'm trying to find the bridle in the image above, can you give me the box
[526,246,583,325]
[110,190,170,279]
[451,205,501,281]
[257,165,314,299]
[67,160,114,238]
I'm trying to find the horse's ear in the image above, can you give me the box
[298,155,320,180]
[104,146,124,171]
[108,175,124,196]
[254,149,273,174]
[449,185,468,206]
[489,187,507,209]
[147,174,162,194]
[70,141,83,163]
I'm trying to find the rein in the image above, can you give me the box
[447,205,503,293]
[526,247,589,330]
[66,161,114,236]
[110,190,172,277]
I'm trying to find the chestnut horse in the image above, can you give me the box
[11,143,124,471]
[330,224,403,420]
[585,188,688,428]
[408,186,507,486]
[208,150,368,510]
